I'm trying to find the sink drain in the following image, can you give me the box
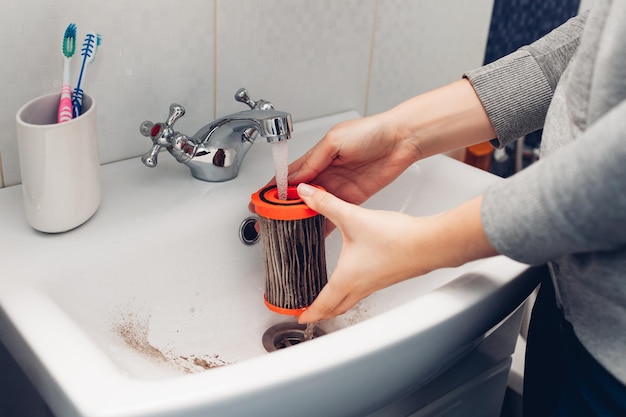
[262,322,326,352]
[239,216,260,245]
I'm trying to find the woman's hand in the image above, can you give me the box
[250,79,496,228]
[287,112,422,208]
[287,80,496,207]
[295,183,498,323]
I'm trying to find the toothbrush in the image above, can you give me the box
[72,31,101,118]
[57,23,76,123]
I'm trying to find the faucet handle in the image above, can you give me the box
[235,88,256,109]
[234,88,274,110]
[140,104,185,136]
[139,103,188,167]
[165,104,185,126]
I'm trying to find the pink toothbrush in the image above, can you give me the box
[57,23,76,123]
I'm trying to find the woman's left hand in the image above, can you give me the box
[295,183,498,323]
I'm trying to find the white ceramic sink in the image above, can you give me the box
[0,111,538,417]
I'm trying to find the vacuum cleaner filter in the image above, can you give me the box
[251,184,328,316]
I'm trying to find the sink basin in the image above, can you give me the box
[0,111,539,417]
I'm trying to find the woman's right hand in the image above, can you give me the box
[249,79,497,225]
[286,111,422,208]
[294,184,497,323]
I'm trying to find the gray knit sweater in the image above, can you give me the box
[465,0,626,383]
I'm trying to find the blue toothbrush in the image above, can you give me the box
[72,31,101,118]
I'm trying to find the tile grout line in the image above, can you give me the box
[363,0,379,117]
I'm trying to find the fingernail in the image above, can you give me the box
[297,183,316,197]
[287,170,299,179]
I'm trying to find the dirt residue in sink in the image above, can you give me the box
[113,312,230,374]
[114,316,169,363]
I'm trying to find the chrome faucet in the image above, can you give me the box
[139,88,293,181]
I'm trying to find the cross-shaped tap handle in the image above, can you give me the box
[139,104,186,167]
[165,104,185,126]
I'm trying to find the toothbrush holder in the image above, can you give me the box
[16,92,101,233]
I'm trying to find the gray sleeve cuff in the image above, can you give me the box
[464,50,553,148]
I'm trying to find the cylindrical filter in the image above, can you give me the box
[251,184,328,316]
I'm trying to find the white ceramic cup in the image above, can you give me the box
[16,93,101,233]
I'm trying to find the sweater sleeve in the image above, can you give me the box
[464,12,588,148]
[481,98,626,265]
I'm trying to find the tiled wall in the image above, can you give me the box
[0,0,495,188]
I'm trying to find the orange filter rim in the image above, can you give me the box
[264,295,308,317]
[251,184,324,220]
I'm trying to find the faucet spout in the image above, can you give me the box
[236,109,292,143]
[139,88,293,182]
[200,109,292,144]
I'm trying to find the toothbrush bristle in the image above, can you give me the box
[92,34,103,62]
[62,23,77,58]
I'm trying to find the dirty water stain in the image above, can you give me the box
[113,313,231,374]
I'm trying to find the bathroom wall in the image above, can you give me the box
[579,0,596,11]
[0,0,495,188]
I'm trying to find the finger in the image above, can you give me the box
[297,183,353,230]
[298,285,363,323]
[297,283,349,323]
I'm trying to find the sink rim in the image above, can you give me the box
[0,255,533,417]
